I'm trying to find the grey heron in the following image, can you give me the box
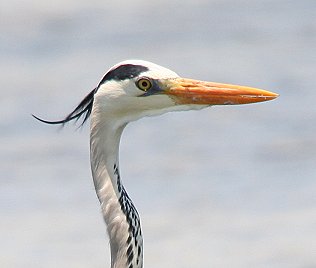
[34,60,278,268]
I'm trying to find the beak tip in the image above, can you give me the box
[267,92,279,100]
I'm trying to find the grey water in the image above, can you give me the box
[1,1,316,267]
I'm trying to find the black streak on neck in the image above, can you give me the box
[113,164,142,267]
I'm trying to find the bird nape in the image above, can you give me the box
[34,60,278,268]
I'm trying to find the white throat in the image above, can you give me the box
[90,102,143,268]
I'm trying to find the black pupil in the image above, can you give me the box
[141,81,148,88]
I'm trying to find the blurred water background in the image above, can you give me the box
[1,0,316,267]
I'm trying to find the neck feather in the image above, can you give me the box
[90,110,143,268]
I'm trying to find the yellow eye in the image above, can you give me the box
[136,78,152,92]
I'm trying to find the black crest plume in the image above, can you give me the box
[33,63,149,126]
[33,88,97,126]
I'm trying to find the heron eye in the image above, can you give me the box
[136,78,152,92]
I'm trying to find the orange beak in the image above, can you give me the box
[160,78,278,105]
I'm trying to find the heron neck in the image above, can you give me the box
[90,112,143,268]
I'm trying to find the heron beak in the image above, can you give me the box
[159,78,278,105]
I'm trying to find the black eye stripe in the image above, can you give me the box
[98,64,149,86]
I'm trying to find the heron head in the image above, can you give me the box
[94,60,184,122]
[93,60,278,123]
[33,60,278,126]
